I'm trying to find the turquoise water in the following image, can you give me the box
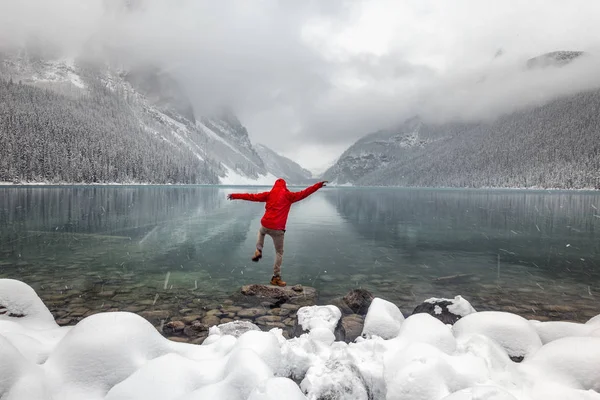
[1,186,599,322]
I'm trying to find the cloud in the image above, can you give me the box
[2,0,600,172]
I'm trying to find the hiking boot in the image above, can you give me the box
[251,249,262,262]
[270,275,286,287]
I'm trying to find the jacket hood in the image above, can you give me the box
[272,178,288,191]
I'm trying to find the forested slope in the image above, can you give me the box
[0,78,218,184]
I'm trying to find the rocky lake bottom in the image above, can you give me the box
[2,248,597,345]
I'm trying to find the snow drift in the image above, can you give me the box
[1,278,599,400]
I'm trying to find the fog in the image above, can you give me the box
[1,0,600,172]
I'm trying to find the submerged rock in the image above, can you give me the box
[209,320,261,338]
[183,320,209,337]
[432,273,475,284]
[238,284,317,307]
[237,308,267,318]
[163,320,185,335]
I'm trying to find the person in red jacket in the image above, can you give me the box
[227,178,327,286]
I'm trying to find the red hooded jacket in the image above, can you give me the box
[229,179,325,230]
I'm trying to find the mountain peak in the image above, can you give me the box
[526,50,587,69]
[123,66,196,123]
[254,143,312,184]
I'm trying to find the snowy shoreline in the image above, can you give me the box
[1,278,599,400]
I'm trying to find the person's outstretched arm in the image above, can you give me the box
[228,191,270,202]
[288,181,328,203]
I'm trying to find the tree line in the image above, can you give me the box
[0,78,219,184]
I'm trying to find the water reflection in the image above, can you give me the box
[1,186,599,328]
[323,188,600,281]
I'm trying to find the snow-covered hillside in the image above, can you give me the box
[324,51,600,189]
[0,51,304,185]
[254,143,312,185]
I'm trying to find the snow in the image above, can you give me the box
[523,337,600,392]
[296,305,342,333]
[0,279,58,329]
[30,58,86,89]
[248,377,307,400]
[393,313,457,354]
[453,311,543,359]
[199,121,250,159]
[220,165,278,186]
[441,386,518,400]
[586,314,600,326]
[361,297,405,339]
[425,295,478,317]
[531,321,599,344]
[1,279,600,400]
[208,321,261,338]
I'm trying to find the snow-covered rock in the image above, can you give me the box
[43,312,173,400]
[208,320,261,338]
[302,361,370,399]
[523,336,600,392]
[1,279,600,400]
[297,305,342,333]
[248,377,307,400]
[440,386,518,400]
[395,313,457,354]
[531,320,598,344]
[361,298,405,339]
[0,278,59,329]
[104,353,225,400]
[453,311,542,360]
[384,342,472,400]
[586,314,600,326]
[413,295,477,324]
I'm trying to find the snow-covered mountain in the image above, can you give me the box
[324,51,600,189]
[254,143,312,185]
[0,51,302,185]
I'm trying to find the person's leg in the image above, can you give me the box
[272,230,284,276]
[256,226,267,251]
[253,226,266,261]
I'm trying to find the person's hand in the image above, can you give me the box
[227,194,233,200]
[321,181,329,187]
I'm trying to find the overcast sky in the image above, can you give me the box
[2,0,600,173]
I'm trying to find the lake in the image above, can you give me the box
[1,185,599,329]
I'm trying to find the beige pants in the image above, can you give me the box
[256,226,285,277]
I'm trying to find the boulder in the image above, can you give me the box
[342,289,374,315]
[412,295,476,325]
[237,284,318,307]
[341,314,365,343]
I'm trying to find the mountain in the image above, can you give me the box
[526,51,587,69]
[254,143,312,184]
[324,52,600,189]
[0,51,299,185]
